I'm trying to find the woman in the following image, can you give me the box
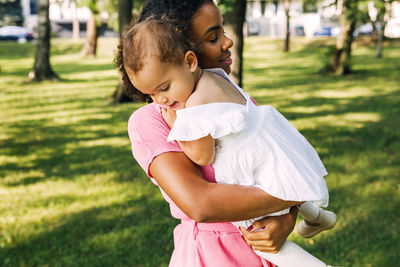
[116,0,300,266]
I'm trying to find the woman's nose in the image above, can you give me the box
[222,35,233,51]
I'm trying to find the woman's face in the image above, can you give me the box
[191,2,233,74]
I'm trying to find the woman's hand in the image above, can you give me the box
[240,207,298,253]
[161,107,177,129]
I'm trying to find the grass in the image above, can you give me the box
[0,36,399,266]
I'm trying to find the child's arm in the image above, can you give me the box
[178,135,215,166]
[162,107,216,166]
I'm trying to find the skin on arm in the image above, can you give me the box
[241,207,299,253]
[162,106,216,166]
[149,151,301,223]
[161,108,298,252]
[178,136,215,166]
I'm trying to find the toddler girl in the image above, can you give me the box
[123,18,336,267]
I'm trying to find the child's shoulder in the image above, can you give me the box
[186,70,225,107]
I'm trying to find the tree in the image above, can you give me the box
[0,0,23,26]
[28,0,58,81]
[112,0,134,103]
[283,0,291,52]
[81,0,100,56]
[71,0,80,41]
[330,0,359,75]
[366,0,394,58]
[218,0,247,87]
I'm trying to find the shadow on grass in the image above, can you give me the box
[300,187,399,266]
[0,105,137,186]
[0,195,176,267]
[2,37,399,266]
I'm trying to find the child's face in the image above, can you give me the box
[127,58,195,110]
[191,2,233,74]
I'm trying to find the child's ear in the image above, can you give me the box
[184,51,198,73]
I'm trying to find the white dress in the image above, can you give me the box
[168,68,329,228]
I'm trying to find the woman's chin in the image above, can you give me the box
[222,65,231,74]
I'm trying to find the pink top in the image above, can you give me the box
[128,102,274,267]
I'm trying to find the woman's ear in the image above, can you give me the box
[184,51,198,73]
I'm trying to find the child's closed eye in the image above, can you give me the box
[160,85,170,92]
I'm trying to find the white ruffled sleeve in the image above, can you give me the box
[167,103,247,142]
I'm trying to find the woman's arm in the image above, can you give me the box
[150,151,301,223]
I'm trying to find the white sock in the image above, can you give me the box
[299,201,320,222]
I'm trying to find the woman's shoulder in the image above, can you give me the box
[128,103,181,174]
[129,102,159,122]
[128,102,170,139]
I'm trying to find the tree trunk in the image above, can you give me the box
[331,0,356,75]
[283,0,291,52]
[376,21,384,58]
[72,0,80,42]
[81,10,98,56]
[28,0,58,81]
[112,0,134,104]
[118,0,133,40]
[376,3,392,58]
[223,0,246,87]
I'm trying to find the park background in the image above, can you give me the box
[1,0,400,266]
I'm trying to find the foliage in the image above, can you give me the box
[0,36,399,266]
[302,0,318,13]
[74,0,144,33]
[217,0,235,14]
[0,0,23,27]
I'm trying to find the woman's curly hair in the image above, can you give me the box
[114,0,214,102]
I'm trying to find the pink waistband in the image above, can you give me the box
[181,219,239,233]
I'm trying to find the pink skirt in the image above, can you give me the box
[169,219,274,267]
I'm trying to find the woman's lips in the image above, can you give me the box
[220,54,232,66]
[223,57,232,65]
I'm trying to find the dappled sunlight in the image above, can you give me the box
[312,88,380,98]
[294,112,381,129]
[66,136,130,149]
[54,112,113,124]
[1,37,399,266]
[61,69,119,80]
[1,107,114,124]
[284,104,335,114]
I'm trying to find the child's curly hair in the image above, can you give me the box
[114,0,213,102]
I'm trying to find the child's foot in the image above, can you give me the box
[297,209,337,238]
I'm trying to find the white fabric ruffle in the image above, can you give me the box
[167,103,247,142]
[167,68,329,209]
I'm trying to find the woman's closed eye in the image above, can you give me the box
[209,32,219,43]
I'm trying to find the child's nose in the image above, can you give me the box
[157,95,168,105]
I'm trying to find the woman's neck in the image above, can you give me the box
[192,68,204,93]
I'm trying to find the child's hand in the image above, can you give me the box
[161,107,177,129]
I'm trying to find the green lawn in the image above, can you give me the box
[0,37,399,266]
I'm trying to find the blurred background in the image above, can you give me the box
[1,0,399,266]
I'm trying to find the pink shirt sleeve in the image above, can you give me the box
[128,103,182,177]
[127,102,215,219]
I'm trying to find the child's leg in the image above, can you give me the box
[254,240,327,267]
[297,201,337,238]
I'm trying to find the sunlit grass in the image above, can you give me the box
[1,36,399,266]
